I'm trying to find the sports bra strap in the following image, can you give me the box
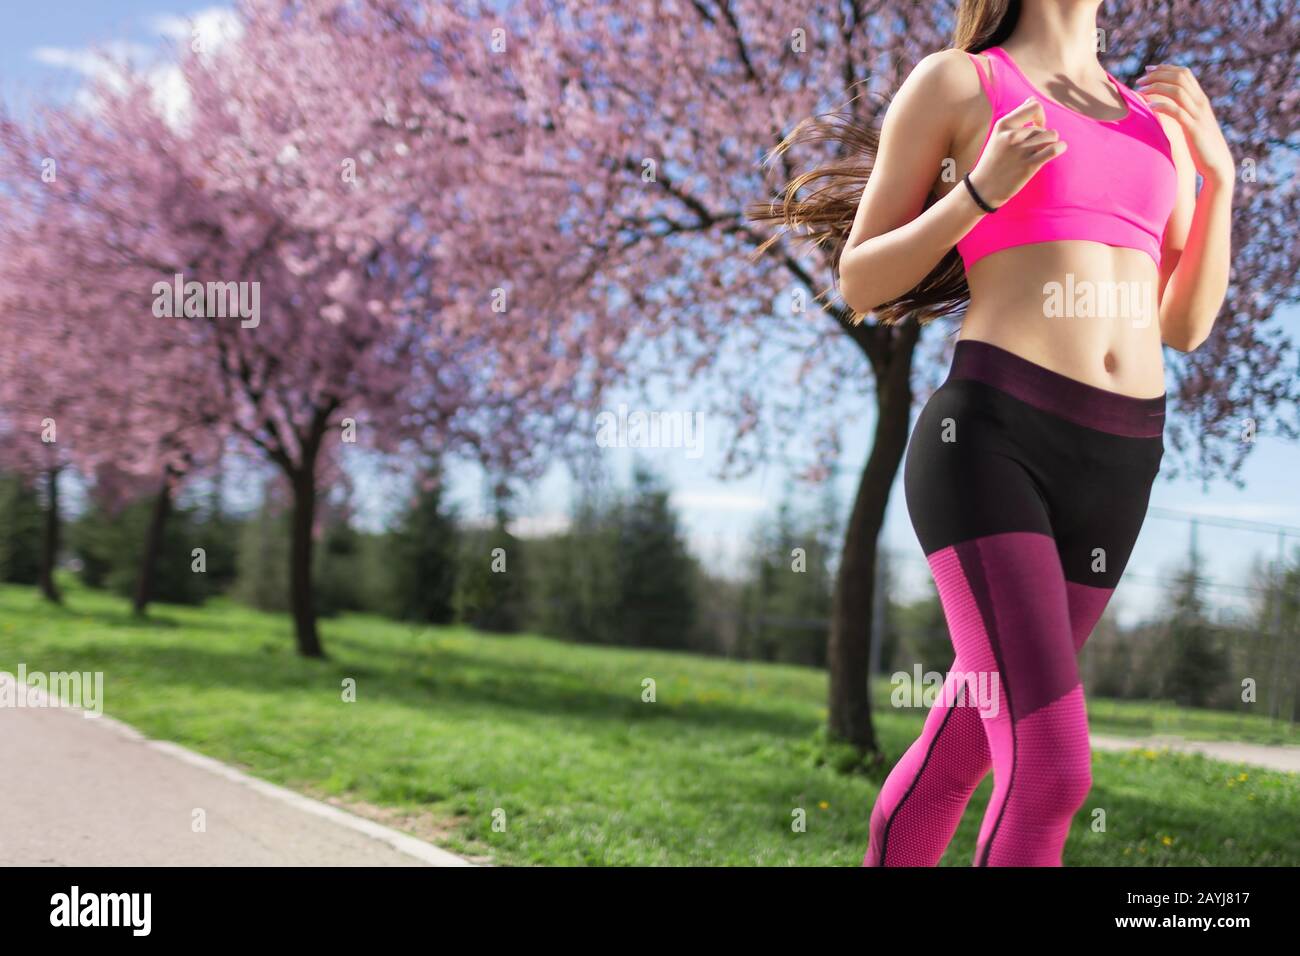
[966,50,997,104]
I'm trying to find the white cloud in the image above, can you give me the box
[148,7,243,52]
[32,42,149,76]
[29,7,243,129]
[146,64,193,129]
[31,42,154,110]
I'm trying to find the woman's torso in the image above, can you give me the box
[932,46,1175,399]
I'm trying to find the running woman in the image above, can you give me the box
[774,0,1233,866]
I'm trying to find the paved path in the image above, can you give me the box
[0,674,472,866]
[1092,733,1300,772]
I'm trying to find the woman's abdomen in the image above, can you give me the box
[961,241,1166,398]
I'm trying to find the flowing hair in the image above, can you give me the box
[749,0,1022,327]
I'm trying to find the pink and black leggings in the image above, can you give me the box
[864,338,1165,867]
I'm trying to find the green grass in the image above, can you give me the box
[1082,695,1298,746]
[0,578,1295,866]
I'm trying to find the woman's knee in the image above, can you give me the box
[1015,699,1093,811]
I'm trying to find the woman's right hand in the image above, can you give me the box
[967,97,1066,208]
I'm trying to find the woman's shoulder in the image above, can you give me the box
[884,48,992,129]
[900,48,991,103]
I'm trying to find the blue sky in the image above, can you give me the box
[7,2,1299,628]
[0,0,175,61]
[0,1,212,77]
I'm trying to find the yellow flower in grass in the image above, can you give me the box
[818,801,830,810]
[1142,748,1159,759]
[1237,772,1248,782]
[1160,835,1173,846]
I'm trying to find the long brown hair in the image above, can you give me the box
[749,0,1022,327]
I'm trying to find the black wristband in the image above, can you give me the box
[963,172,999,213]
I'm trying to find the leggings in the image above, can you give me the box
[864,338,1165,867]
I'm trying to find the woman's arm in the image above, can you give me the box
[1139,64,1235,353]
[838,49,1063,315]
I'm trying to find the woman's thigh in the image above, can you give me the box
[906,381,1084,718]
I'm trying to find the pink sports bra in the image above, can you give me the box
[955,45,1178,271]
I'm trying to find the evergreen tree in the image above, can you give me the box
[1159,556,1228,708]
[456,484,527,633]
[611,463,697,649]
[314,500,365,618]
[528,480,621,643]
[69,493,210,605]
[388,458,460,625]
[0,472,42,584]
[191,469,240,594]
[741,486,836,666]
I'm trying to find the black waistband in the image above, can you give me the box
[946,339,1166,438]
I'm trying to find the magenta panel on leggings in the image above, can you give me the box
[863,339,1164,866]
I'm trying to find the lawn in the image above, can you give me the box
[1,579,1295,866]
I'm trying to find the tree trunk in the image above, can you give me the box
[288,461,325,659]
[132,471,174,617]
[827,323,918,752]
[38,466,62,604]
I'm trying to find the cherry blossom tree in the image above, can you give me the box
[0,0,635,654]
[0,79,231,614]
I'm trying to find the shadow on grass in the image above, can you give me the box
[0,588,231,634]
[15,622,822,743]
[331,630,823,739]
[89,610,189,630]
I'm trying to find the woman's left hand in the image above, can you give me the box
[1136,64,1234,185]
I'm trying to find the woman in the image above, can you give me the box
[791,0,1233,866]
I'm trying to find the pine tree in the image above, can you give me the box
[456,483,527,633]
[1160,557,1227,708]
[388,458,460,625]
[0,472,42,584]
[612,463,697,649]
